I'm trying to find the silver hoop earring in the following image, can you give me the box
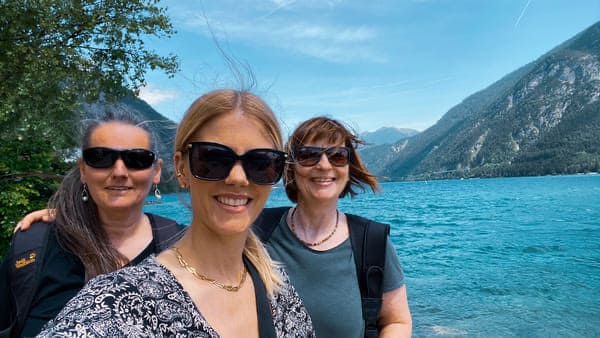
[81,183,89,202]
[154,184,161,201]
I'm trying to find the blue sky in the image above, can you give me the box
[139,0,600,134]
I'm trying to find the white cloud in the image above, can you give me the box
[285,24,375,42]
[177,7,383,63]
[138,84,178,105]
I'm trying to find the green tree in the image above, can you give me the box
[0,0,179,258]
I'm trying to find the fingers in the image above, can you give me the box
[14,208,56,232]
[13,222,23,234]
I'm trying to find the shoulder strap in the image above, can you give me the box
[147,213,187,252]
[347,214,390,338]
[244,256,277,338]
[252,207,290,242]
[7,223,51,338]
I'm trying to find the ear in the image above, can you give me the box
[152,158,163,185]
[173,151,187,188]
[78,158,87,184]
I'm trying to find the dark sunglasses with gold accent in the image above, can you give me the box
[82,147,156,170]
[292,146,351,167]
[187,142,287,185]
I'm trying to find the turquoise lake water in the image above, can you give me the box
[145,174,600,337]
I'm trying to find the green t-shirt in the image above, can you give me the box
[264,211,405,337]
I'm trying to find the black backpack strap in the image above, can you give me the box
[347,214,390,338]
[7,222,51,338]
[147,213,187,252]
[244,255,277,338]
[252,207,290,242]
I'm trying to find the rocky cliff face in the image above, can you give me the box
[364,22,600,181]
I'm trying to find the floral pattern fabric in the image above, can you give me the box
[37,255,314,337]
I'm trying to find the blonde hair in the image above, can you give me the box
[175,89,283,296]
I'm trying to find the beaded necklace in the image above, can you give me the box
[290,207,340,247]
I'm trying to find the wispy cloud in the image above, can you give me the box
[275,23,382,62]
[515,0,532,27]
[138,84,178,105]
[276,76,454,132]
[176,4,383,63]
[282,76,453,109]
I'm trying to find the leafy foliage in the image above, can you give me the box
[0,0,179,258]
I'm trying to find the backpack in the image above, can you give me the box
[2,214,185,338]
[253,207,389,338]
[1,223,50,338]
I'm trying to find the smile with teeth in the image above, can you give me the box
[106,186,131,190]
[312,177,335,182]
[217,196,249,206]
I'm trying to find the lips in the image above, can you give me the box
[105,186,132,191]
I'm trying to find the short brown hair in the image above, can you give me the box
[284,116,379,203]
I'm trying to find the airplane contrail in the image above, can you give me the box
[259,0,297,21]
[515,0,532,27]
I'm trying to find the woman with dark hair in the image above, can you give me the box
[37,90,314,337]
[0,112,186,337]
[263,116,412,337]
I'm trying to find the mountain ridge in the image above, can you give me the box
[360,127,419,146]
[360,21,600,181]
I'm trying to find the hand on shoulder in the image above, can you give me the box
[14,209,56,233]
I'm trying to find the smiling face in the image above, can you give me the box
[293,139,350,206]
[175,111,274,236]
[79,122,162,218]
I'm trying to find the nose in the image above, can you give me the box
[224,161,249,186]
[111,157,129,177]
[316,153,332,169]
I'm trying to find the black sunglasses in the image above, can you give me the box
[292,146,351,167]
[187,142,287,185]
[82,147,156,170]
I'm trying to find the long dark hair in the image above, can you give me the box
[49,111,158,280]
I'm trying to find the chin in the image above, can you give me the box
[313,192,340,201]
[104,200,143,210]
[224,214,256,231]
[217,224,251,237]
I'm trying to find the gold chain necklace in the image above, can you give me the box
[290,208,339,247]
[170,247,247,292]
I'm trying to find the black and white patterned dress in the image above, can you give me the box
[37,255,314,337]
